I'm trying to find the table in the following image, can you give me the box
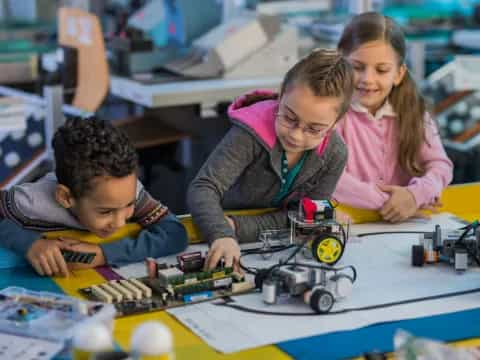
[2,182,480,359]
[110,75,282,109]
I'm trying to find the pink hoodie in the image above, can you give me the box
[227,89,329,156]
[332,103,453,209]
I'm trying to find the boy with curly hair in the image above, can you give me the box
[0,117,188,276]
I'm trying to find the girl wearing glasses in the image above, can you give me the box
[333,12,453,223]
[188,49,354,271]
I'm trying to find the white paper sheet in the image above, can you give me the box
[165,213,480,353]
[0,333,63,360]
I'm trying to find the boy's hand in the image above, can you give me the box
[58,238,106,269]
[26,238,71,277]
[378,185,417,223]
[205,237,241,273]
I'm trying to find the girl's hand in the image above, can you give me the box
[378,184,418,223]
[225,216,236,231]
[205,237,241,273]
[410,197,444,221]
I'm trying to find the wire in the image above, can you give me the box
[216,287,480,317]
[356,231,430,237]
[240,244,295,256]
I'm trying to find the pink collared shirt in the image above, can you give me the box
[332,102,453,210]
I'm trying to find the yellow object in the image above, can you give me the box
[37,184,480,359]
[71,349,91,360]
[336,204,381,224]
[43,223,142,245]
[42,208,275,247]
[136,355,170,360]
[312,235,343,264]
[178,208,275,243]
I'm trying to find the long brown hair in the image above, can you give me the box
[338,12,426,177]
[280,48,354,122]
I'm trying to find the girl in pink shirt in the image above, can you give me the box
[333,12,453,223]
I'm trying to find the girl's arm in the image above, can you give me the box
[332,171,390,209]
[187,127,258,244]
[230,135,348,242]
[406,114,453,207]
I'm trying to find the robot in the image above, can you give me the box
[255,263,356,314]
[411,220,480,272]
[255,198,348,265]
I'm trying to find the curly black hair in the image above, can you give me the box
[52,117,138,198]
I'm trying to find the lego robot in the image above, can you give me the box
[255,198,348,265]
[411,221,480,272]
[255,263,356,314]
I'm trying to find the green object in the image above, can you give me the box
[272,150,310,206]
[0,39,52,54]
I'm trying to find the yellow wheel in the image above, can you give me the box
[311,234,344,265]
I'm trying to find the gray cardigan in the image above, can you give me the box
[187,101,348,244]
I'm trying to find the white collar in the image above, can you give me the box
[351,101,396,121]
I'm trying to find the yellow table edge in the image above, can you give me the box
[48,183,480,359]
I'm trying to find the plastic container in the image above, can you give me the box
[0,286,115,343]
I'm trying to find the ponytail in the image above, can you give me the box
[389,70,426,177]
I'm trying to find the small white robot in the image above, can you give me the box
[256,263,356,314]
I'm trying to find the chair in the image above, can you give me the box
[58,7,188,187]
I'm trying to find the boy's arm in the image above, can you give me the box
[406,115,454,207]
[99,212,188,267]
[0,219,71,276]
[0,218,41,255]
[98,182,188,267]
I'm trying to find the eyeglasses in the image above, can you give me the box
[276,112,332,138]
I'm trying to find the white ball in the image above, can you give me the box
[470,106,480,120]
[5,152,20,168]
[27,132,43,147]
[72,322,112,352]
[454,101,468,115]
[449,119,464,134]
[131,321,173,355]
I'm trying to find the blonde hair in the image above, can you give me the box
[338,12,426,177]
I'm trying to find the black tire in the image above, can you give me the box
[412,245,425,266]
[310,289,334,314]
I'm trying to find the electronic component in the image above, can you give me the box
[61,250,96,264]
[177,251,204,272]
[145,258,158,279]
[79,253,254,317]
